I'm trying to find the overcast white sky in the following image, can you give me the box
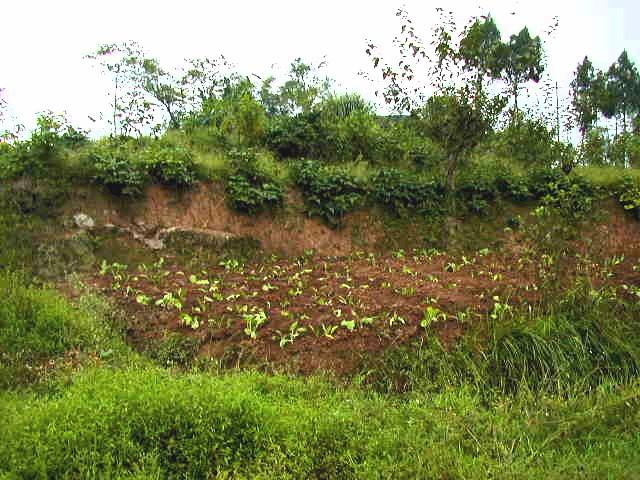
[1,0,638,135]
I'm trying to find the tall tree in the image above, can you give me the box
[570,56,601,138]
[497,27,544,119]
[86,42,154,136]
[366,8,507,194]
[87,43,230,135]
[458,15,504,92]
[605,50,640,133]
[259,58,332,116]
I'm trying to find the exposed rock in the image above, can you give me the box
[143,238,165,250]
[73,213,95,230]
[159,227,237,249]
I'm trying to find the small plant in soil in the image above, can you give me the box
[242,308,268,339]
[273,321,307,348]
[421,306,447,329]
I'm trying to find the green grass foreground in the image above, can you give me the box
[0,368,639,479]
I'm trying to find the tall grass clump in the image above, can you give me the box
[364,281,640,397]
[0,271,129,389]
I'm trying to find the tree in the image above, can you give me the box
[180,56,231,110]
[86,42,155,136]
[416,87,505,191]
[366,8,508,193]
[496,27,544,118]
[458,15,504,92]
[605,50,640,134]
[0,88,7,130]
[570,56,601,138]
[87,43,230,135]
[259,58,332,116]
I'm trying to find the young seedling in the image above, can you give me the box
[242,309,268,339]
[321,324,339,339]
[180,312,201,329]
[421,306,447,329]
[273,321,307,348]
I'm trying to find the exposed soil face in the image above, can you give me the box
[84,231,639,375]
[61,186,640,376]
[67,183,386,256]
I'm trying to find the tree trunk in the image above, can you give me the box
[443,153,459,248]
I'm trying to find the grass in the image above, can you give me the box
[362,281,640,397]
[0,271,135,390]
[1,368,639,479]
[573,165,640,189]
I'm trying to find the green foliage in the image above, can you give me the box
[371,167,445,216]
[491,113,556,167]
[414,88,506,191]
[141,140,197,187]
[259,57,332,115]
[377,120,447,167]
[365,283,640,396]
[608,131,640,167]
[579,127,609,165]
[87,140,148,196]
[3,366,640,478]
[0,272,125,389]
[0,272,76,360]
[185,78,267,148]
[530,168,597,219]
[86,137,199,195]
[225,149,284,214]
[618,175,640,219]
[0,113,87,180]
[293,160,365,227]
[455,160,532,214]
[265,111,329,159]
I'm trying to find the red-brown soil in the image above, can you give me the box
[85,235,639,375]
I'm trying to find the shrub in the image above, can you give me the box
[579,127,609,166]
[491,114,556,167]
[608,132,640,168]
[293,160,365,227]
[371,167,444,216]
[618,176,640,219]
[185,79,267,148]
[455,160,532,214]
[527,168,597,219]
[377,121,446,167]
[265,111,328,159]
[225,149,284,214]
[88,142,148,196]
[147,333,200,368]
[141,141,198,188]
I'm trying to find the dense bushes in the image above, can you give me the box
[490,115,557,167]
[183,79,267,148]
[293,160,366,226]
[88,141,148,195]
[618,175,640,218]
[529,168,598,219]
[0,114,85,180]
[86,138,199,195]
[225,149,284,214]
[371,168,444,216]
